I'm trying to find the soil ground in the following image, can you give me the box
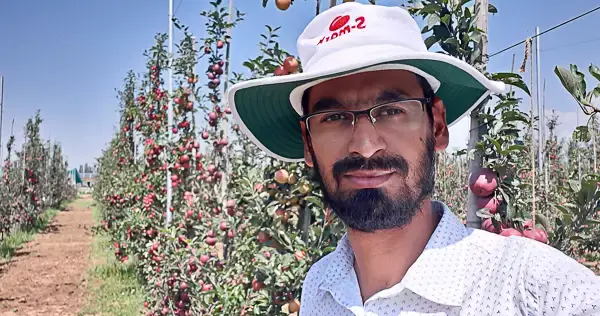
[0,196,95,316]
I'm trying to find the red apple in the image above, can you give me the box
[469,168,498,197]
[500,228,523,237]
[283,56,299,73]
[219,221,228,231]
[274,169,289,184]
[257,231,270,243]
[251,279,264,291]
[274,65,288,76]
[476,196,499,214]
[523,228,548,243]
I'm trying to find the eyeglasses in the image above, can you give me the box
[300,98,431,141]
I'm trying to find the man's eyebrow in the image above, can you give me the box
[309,88,413,113]
[375,89,411,103]
[311,98,345,113]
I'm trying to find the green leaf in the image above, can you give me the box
[262,0,268,7]
[591,86,600,99]
[432,24,451,40]
[492,73,530,95]
[421,3,443,14]
[507,144,526,152]
[459,0,471,8]
[488,3,498,13]
[476,207,493,219]
[571,64,587,93]
[441,14,451,26]
[589,64,600,82]
[555,66,584,102]
[535,213,551,232]
[444,38,460,47]
[573,125,591,142]
[428,14,441,29]
[585,219,600,226]
[303,195,324,209]
[568,179,582,193]
[424,36,439,49]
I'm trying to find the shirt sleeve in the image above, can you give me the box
[525,241,600,315]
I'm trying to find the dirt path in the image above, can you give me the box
[0,197,95,316]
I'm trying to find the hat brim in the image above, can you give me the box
[226,51,507,162]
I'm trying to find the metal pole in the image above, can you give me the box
[508,54,515,94]
[593,115,598,173]
[466,0,488,229]
[166,0,174,225]
[220,0,234,207]
[191,36,196,134]
[0,77,4,163]
[543,79,549,190]
[535,27,543,178]
[577,110,581,181]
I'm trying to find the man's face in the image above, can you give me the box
[301,69,449,233]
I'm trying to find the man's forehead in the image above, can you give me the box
[306,70,424,111]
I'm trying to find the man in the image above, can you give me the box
[226,2,600,315]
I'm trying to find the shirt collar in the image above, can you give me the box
[318,201,471,307]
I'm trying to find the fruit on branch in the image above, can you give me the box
[257,231,270,244]
[499,228,523,237]
[226,199,236,209]
[205,237,217,246]
[468,168,498,197]
[274,169,289,184]
[481,218,501,233]
[283,56,299,74]
[523,227,548,243]
[275,0,292,11]
[476,196,499,214]
[251,279,265,291]
[219,221,228,231]
[274,65,288,76]
[216,40,224,49]
[288,299,301,313]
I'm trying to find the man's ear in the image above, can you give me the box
[300,121,314,167]
[431,96,449,151]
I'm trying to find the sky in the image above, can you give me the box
[0,0,598,169]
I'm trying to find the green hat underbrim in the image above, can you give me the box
[228,58,505,162]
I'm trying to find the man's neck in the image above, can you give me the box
[347,200,441,303]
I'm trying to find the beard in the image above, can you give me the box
[310,134,436,233]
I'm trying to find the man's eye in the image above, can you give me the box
[321,113,351,123]
[376,106,405,116]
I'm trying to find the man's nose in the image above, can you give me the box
[346,115,386,159]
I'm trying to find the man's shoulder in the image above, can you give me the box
[467,228,600,295]
[466,228,587,271]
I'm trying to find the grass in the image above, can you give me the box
[0,207,60,260]
[79,200,145,316]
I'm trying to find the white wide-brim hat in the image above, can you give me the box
[226,2,507,162]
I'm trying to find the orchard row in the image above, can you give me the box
[93,2,600,316]
[0,110,76,243]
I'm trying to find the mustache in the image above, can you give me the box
[332,154,409,179]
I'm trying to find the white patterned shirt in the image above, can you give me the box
[299,201,600,316]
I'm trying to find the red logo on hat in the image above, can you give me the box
[329,15,350,31]
[318,15,366,46]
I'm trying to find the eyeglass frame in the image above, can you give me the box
[299,97,433,137]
